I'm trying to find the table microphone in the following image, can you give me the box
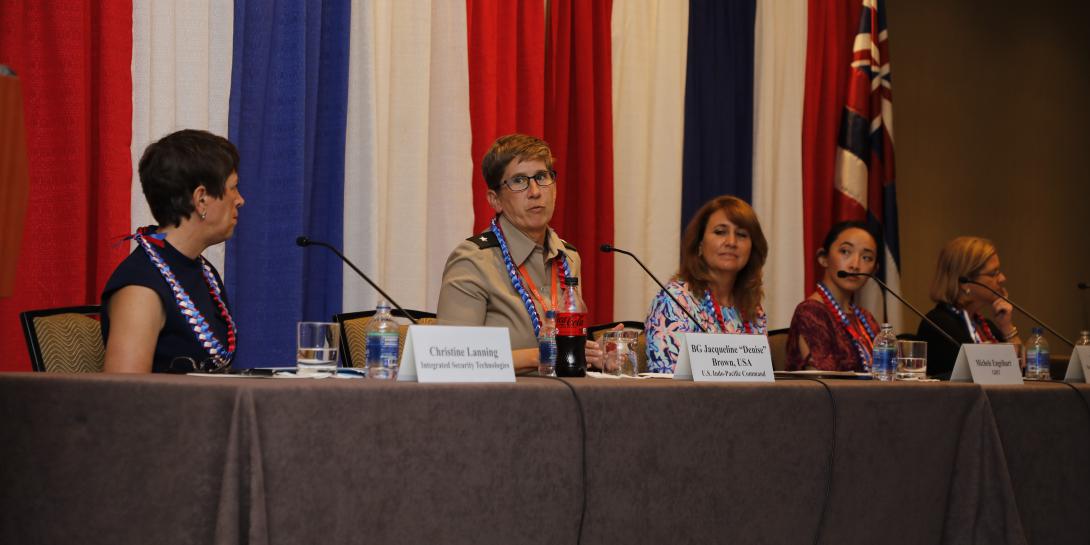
[1079,282,1089,290]
[958,276,1073,347]
[837,271,959,348]
[296,236,418,324]
[601,243,706,332]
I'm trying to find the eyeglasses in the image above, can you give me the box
[500,170,557,192]
[169,356,232,374]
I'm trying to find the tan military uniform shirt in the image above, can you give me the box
[437,214,583,350]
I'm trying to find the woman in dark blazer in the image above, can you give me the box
[917,236,1022,378]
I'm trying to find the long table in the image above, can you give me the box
[1,374,1086,545]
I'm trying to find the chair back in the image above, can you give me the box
[333,309,437,368]
[588,321,648,374]
[767,328,790,371]
[20,305,104,372]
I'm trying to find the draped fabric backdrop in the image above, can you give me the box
[609,0,688,323]
[131,0,234,273]
[544,0,615,325]
[752,0,808,330]
[0,0,902,370]
[0,1,133,370]
[226,0,350,366]
[466,0,546,235]
[681,0,756,227]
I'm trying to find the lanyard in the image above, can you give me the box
[960,309,998,343]
[490,217,571,337]
[707,291,752,334]
[517,260,563,314]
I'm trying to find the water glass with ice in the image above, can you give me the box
[297,322,340,375]
[895,340,927,381]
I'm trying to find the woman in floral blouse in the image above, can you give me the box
[644,195,768,373]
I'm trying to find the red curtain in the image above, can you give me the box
[466,0,546,234]
[801,0,863,291]
[544,0,615,325]
[0,1,133,371]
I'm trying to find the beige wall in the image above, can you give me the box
[887,0,1090,350]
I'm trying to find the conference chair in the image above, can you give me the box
[766,328,790,371]
[20,305,105,373]
[333,309,437,368]
[588,320,647,374]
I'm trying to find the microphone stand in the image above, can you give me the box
[601,243,707,333]
[837,271,959,348]
[296,236,418,324]
[959,277,1073,348]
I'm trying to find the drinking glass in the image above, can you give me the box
[601,330,639,377]
[297,322,340,374]
[895,340,927,381]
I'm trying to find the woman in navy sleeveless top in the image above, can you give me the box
[101,129,244,373]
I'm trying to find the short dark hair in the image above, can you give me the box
[678,195,768,323]
[138,129,239,227]
[481,134,554,191]
[819,220,878,257]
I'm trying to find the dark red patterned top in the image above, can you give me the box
[786,299,879,372]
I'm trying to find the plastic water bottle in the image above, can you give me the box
[1025,327,1051,380]
[538,310,557,377]
[1077,330,1090,346]
[365,302,400,380]
[871,323,897,381]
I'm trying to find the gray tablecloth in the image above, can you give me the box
[1,373,1074,545]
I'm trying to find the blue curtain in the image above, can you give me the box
[226,0,350,368]
[680,0,756,229]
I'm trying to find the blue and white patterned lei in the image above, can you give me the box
[490,217,572,337]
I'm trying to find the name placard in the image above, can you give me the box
[950,343,1023,384]
[672,333,774,382]
[397,325,515,383]
[1063,346,1090,383]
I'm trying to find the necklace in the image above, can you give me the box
[816,282,874,369]
[705,290,753,334]
[131,227,236,365]
[490,217,571,337]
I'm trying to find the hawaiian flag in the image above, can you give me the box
[832,0,902,327]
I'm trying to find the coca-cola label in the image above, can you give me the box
[555,312,586,336]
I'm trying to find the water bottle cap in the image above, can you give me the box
[376,301,391,311]
[545,310,556,318]
[1032,327,1043,335]
[564,277,579,286]
[880,323,892,329]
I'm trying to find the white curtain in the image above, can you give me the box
[343,0,474,314]
[131,0,234,273]
[752,0,807,329]
[610,0,689,322]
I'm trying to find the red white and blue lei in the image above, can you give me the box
[816,282,874,369]
[131,227,237,366]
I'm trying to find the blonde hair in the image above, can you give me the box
[929,236,998,305]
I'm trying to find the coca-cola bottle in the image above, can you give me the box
[555,277,587,377]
